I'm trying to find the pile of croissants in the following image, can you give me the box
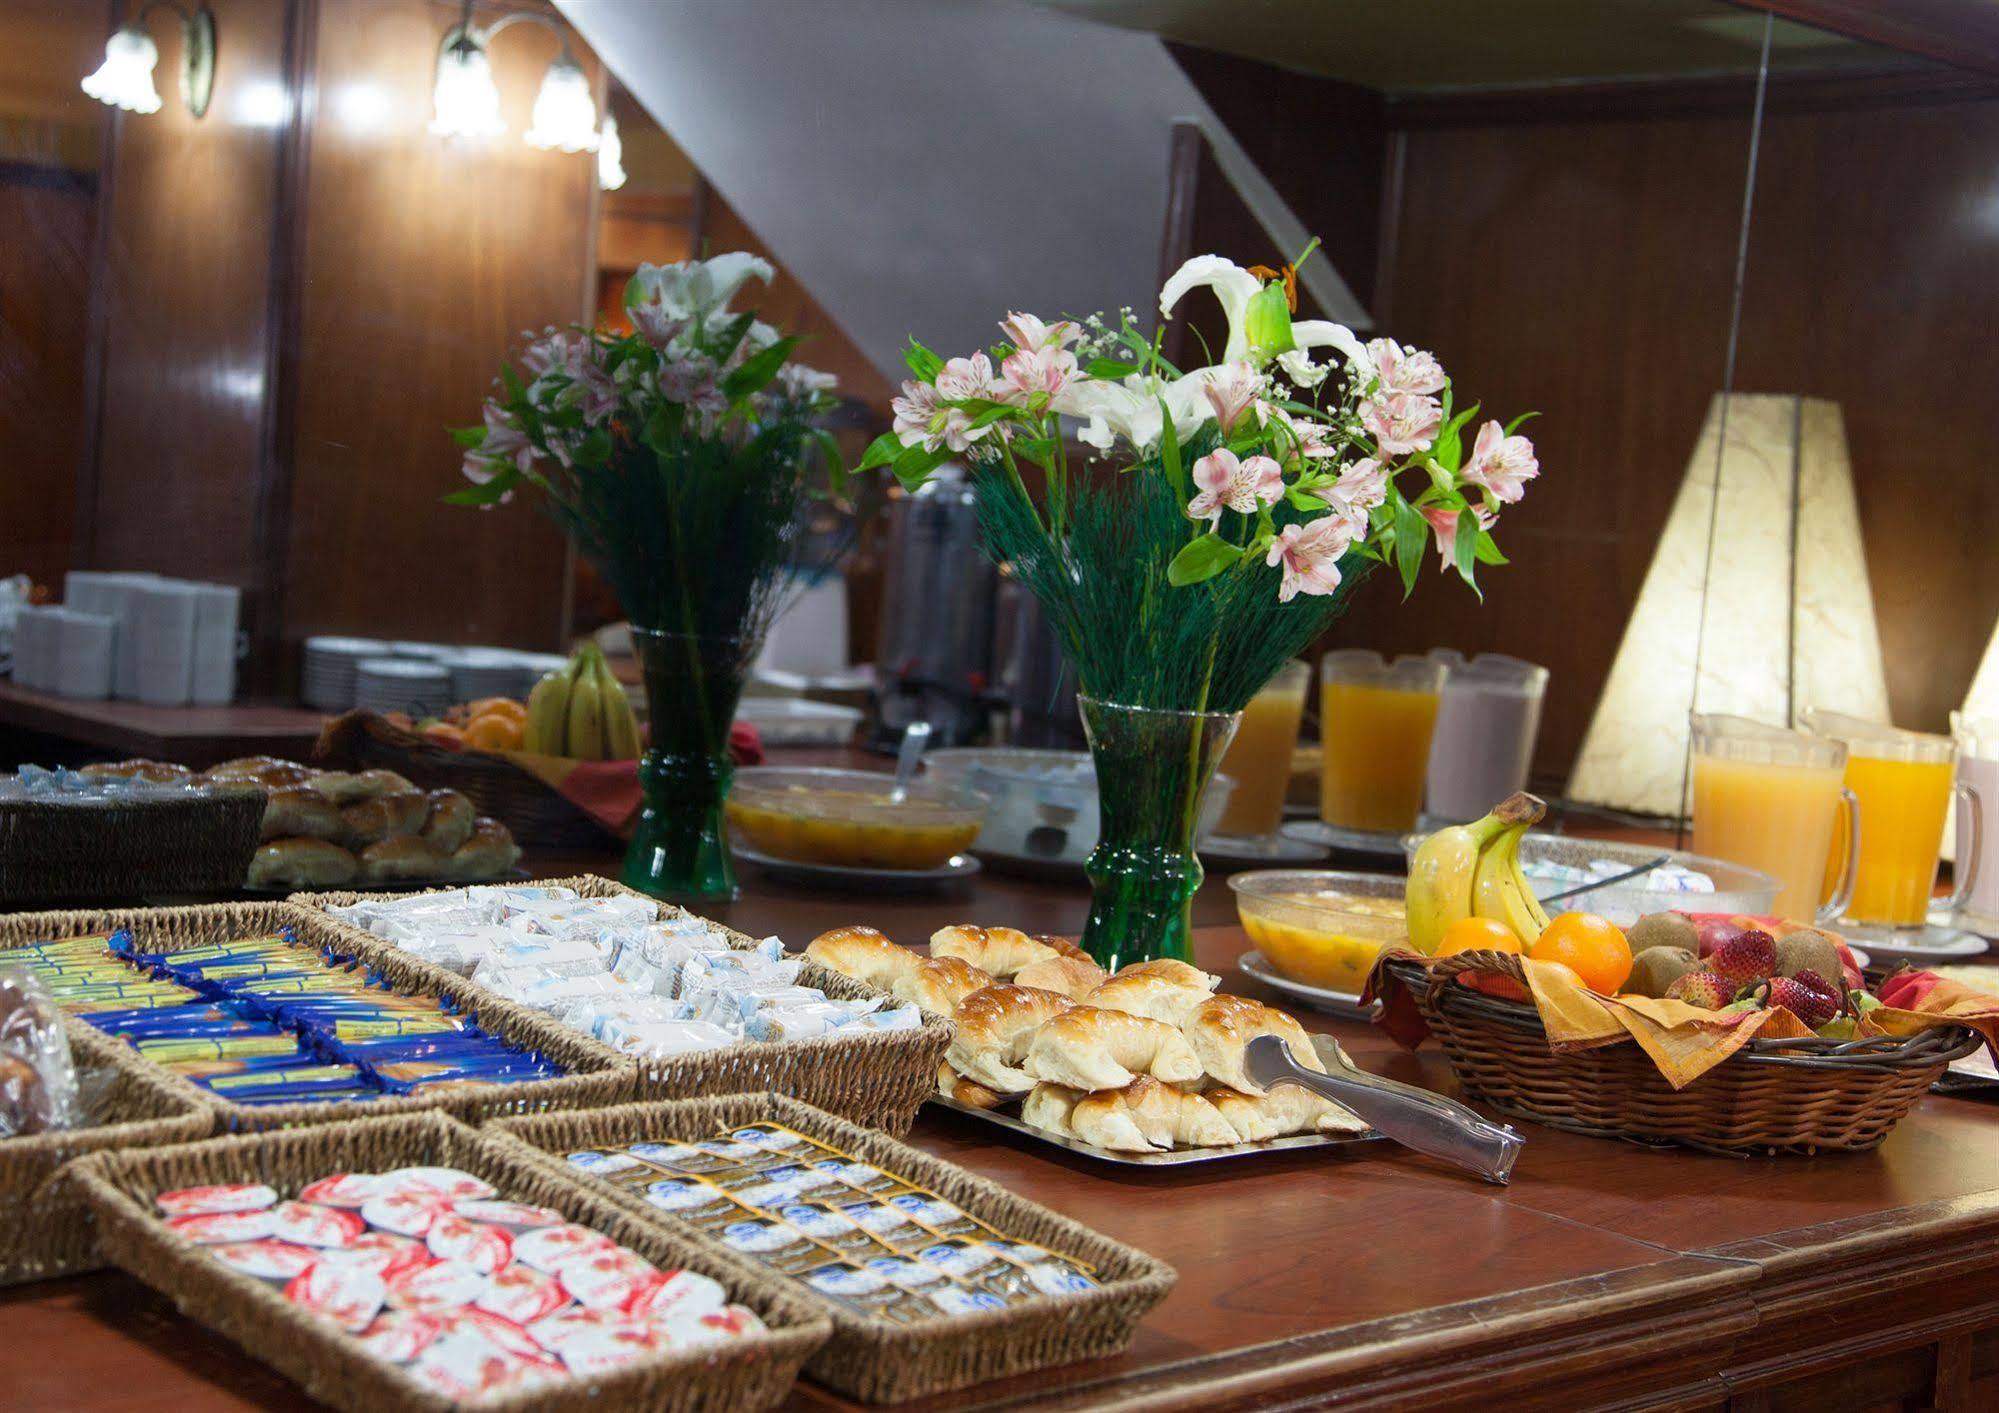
[805,923,1367,1154]
[81,756,521,890]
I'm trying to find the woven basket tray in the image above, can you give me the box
[66,1111,830,1413]
[0,902,635,1132]
[352,734,615,850]
[294,875,952,1137]
[1386,951,1981,1155]
[0,1015,215,1286]
[0,788,265,905]
[487,1092,1176,1404]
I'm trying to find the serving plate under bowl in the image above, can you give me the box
[732,843,980,892]
[1238,950,1379,1021]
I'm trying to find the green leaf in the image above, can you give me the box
[1243,281,1295,360]
[891,441,949,492]
[573,427,613,469]
[855,432,904,473]
[966,403,1018,431]
[642,402,684,457]
[1085,357,1139,379]
[1156,396,1185,498]
[707,311,756,365]
[1012,436,1056,472]
[448,424,486,450]
[1504,410,1540,436]
[812,428,849,497]
[442,470,517,506]
[1284,486,1326,513]
[623,270,651,311]
[1393,495,1426,597]
[1473,530,1509,566]
[1453,507,1481,597]
[1166,534,1243,587]
[722,334,800,402]
[1433,402,1478,473]
[903,339,944,381]
[500,363,526,402]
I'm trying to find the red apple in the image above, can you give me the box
[1694,916,1746,960]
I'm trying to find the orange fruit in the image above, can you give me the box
[467,698,528,725]
[462,714,524,751]
[1436,916,1523,957]
[1529,912,1632,994]
[421,722,465,751]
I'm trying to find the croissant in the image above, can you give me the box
[1011,954,1108,1000]
[1085,970,1214,1027]
[928,924,1059,979]
[1022,1005,1203,1091]
[1021,1083,1148,1152]
[805,926,921,991]
[1182,995,1325,1093]
[1208,1085,1368,1142]
[936,1061,1007,1111]
[891,956,993,1016]
[945,984,1073,1093]
[1112,958,1220,994]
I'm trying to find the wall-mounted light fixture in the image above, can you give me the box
[597,114,627,191]
[82,2,216,118]
[431,1,599,152]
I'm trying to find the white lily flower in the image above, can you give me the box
[630,252,775,322]
[1277,320,1369,389]
[1158,255,1266,365]
[1053,371,1214,453]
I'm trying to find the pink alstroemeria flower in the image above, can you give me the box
[465,400,534,482]
[1361,391,1442,457]
[999,312,1078,352]
[935,352,998,403]
[1460,420,1540,504]
[1423,503,1499,566]
[891,379,941,448]
[1366,339,1447,396]
[1201,362,1262,435]
[1314,457,1388,534]
[999,345,1077,403]
[657,353,725,417]
[1265,515,1354,602]
[1187,448,1283,524]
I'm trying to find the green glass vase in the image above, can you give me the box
[620,628,751,903]
[1077,694,1241,971]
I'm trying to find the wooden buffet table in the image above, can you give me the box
[0,681,326,770]
[4,849,1998,1409]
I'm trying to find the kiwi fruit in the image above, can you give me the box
[1626,945,1699,998]
[1627,912,1699,956]
[1774,931,1844,985]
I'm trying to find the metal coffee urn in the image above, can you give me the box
[872,468,998,748]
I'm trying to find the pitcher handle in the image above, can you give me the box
[1817,787,1861,925]
[1942,782,1983,915]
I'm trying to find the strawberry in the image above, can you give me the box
[1666,970,1738,1010]
[1707,928,1776,983]
[1766,975,1838,1028]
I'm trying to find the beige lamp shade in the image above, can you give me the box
[1568,393,1890,818]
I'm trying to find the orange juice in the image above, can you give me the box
[1692,753,1846,921]
[1215,662,1309,837]
[1820,755,1953,924]
[1321,682,1442,832]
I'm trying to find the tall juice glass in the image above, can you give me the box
[1803,709,1978,927]
[1213,660,1310,840]
[1953,714,1998,933]
[1690,714,1857,923]
[1424,652,1549,824]
[1320,652,1447,835]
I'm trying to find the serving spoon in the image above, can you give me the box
[887,720,932,804]
[1244,1034,1524,1184]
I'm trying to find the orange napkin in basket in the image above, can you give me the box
[502,722,767,840]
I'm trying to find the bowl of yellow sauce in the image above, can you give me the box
[1228,869,1411,994]
[725,767,985,871]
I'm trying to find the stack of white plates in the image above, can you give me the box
[353,658,452,717]
[439,647,528,703]
[302,637,393,711]
[508,652,570,698]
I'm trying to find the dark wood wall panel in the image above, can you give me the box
[281,0,596,651]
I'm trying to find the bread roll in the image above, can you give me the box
[1010,954,1107,1001]
[1084,970,1214,1027]
[945,984,1073,1094]
[1021,1005,1203,1091]
[891,956,992,1016]
[341,789,429,847]
[1208,1085,1368,1142]
[247,838,358,889]
[447,818,520,881]
[419,788,476,854]
[78,759,191,784]
[1040,935,1092,962]
[804,926,921,992]
[1021,1083,1148,1152]
[928,924,1059,978]
[935,1061,1007,1112]
[204,756,312,789]
[260,786,345,843]
[359,836,449,882]
[1087,1077,1239,1150]
[1182,995,1325,1093]
[1113,958,1220,994]
[307,768,414,805]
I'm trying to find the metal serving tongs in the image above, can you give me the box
[1244,1035,1524,1184]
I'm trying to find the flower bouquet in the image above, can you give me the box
[454,252,841,901]
[862,246,1539,967]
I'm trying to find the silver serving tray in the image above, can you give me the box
[927,1034,1386,1167]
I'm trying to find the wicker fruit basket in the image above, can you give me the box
[351,733,616,850]
[1383,951,1980,1155]
[487,1092,1177,1404]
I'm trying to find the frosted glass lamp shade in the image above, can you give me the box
[82,26,163,114]
[525,57,599,152]
[431,37,506,139]
[597,113,627,190]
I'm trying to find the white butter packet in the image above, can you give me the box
[605,1018,738,1058]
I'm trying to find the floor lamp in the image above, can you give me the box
[1568,393,1890,819]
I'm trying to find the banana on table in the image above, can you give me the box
[523,643,642,761]
[1406,793,1551,950]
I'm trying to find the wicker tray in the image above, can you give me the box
[0,787,265,904]
[294,876,952,1136]
[1386,951,1981,1155]
[0,1015,215,1286]
[487,1092,1176,1404]
[353,733,616,850]
[0,902,635,1132]
[66,1111,830,1413]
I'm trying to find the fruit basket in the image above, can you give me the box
[1381,950,1980,1155]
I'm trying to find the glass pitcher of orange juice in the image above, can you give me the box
[1320,651,1447,835]
[1213,660,1310,841]
[1690,714,1857,923]
[1803,709,1981,928]
[1952,714,1997,933]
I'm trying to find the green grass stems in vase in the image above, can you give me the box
[451,252,845,902]
[861,244,1543,966]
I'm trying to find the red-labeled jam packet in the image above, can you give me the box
[156,1183,278,1218]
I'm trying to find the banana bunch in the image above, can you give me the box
[523,643,641,761]
[1405,792,1550,951]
